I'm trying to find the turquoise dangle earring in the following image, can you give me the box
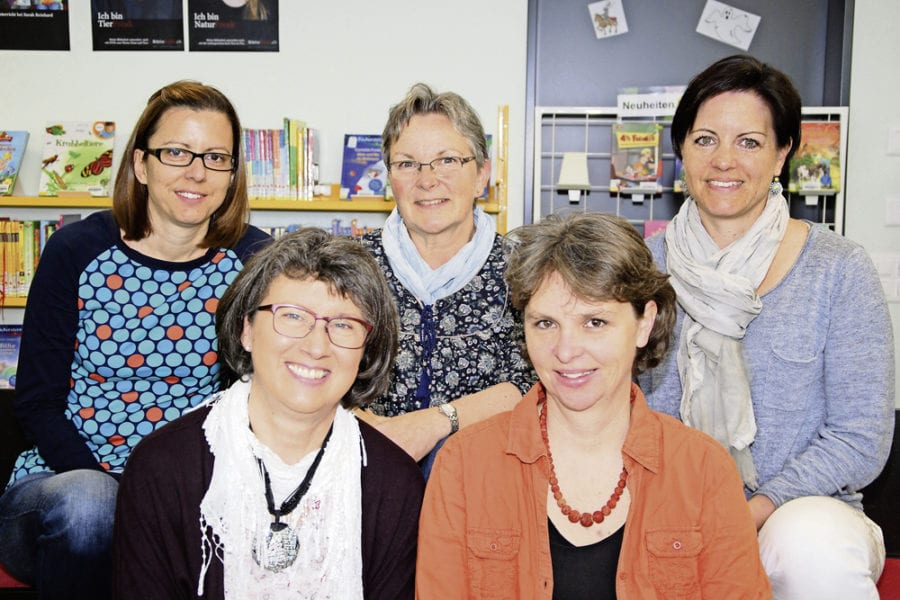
[769,175,783,196]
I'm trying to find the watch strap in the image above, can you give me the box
[438,403,459,435]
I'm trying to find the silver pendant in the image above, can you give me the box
[252,522,300,572]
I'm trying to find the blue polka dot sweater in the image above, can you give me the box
[7,211,270,485]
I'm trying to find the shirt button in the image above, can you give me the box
[673,540,682,550]
[490,542,498,551]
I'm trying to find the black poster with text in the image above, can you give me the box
[188,0,278,52]
[0,1,70,51]
[91,0,184,51]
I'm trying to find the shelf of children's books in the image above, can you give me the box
[0,196,500,215]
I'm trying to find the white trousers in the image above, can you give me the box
[758,496,885,600]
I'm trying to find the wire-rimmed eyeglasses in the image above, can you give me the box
[387,155,476,177]
[256,304,373,349]
[144,147,236,172]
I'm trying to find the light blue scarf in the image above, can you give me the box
[381,206,496,305]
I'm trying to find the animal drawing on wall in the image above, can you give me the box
[588,0,628,39]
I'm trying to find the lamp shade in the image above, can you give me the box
[557,152,591,201]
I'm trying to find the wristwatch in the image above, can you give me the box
[437,403,459,435]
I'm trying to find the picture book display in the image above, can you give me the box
[609,123,663,194]
[788,121,841,194]
[340,135,387,200]
[0,324,22,389]
[0,130,29,195]
[673,157,686,194]
[38,121,116,197]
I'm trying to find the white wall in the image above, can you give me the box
[4,1,528,214]
[846,1,900,408]
[2,0,528,324]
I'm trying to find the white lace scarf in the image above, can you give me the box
[664,193,788,490]
[381,206,495,305]
[198,378,365,599]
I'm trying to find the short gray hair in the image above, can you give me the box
[382,82,489,168]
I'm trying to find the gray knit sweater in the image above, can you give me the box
[640,224,895,509]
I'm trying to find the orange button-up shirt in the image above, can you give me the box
[416,383,770,599]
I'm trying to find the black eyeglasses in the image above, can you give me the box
[256,304,373,349]
[144,147,235,172]
[387,155,476,177]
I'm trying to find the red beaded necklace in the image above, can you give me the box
[539,401,628,528]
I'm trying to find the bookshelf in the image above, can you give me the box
[0,191,504,310]
[0,105,510,319]
[0,192,503,216]
[532,106,848,236]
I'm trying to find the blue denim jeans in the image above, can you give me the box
[0,470,117,600]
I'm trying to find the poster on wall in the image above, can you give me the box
[0,1,70,51]
[188,0,278,52]
[91,0,184,51]
[696,0,760,51]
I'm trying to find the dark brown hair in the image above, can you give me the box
[671,54,802,166]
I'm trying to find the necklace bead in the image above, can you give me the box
[539,401,628,528]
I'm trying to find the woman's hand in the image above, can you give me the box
[748,494,776,530]
[353,382,524,461]
[354,407,449,461]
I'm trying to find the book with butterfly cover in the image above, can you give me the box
[38,121,116,197]
[0,130,29,196]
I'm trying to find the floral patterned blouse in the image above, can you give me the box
[360,232,535,416]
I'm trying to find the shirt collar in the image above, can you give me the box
[507,381,663,474]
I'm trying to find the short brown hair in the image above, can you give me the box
[215,228,399,409]
[112,80,249,249]
[504,212,676,375]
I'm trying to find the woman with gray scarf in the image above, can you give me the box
[640,55,894,599]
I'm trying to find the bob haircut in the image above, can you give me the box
[503,212,676,376]
[215,228,399,409]
[382,82,489,170]
[112,80,249,249]
[671,54,802,167]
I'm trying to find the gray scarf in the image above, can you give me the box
[664,193,788,490]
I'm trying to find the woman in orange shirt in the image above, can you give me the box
[416,212,770,599]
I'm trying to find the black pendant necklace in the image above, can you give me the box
[252,422,334,572]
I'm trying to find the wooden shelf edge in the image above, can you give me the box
[0,196,113,208]
[1,297,27,308]
[250,197,396,211]
[1,195,500,215]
